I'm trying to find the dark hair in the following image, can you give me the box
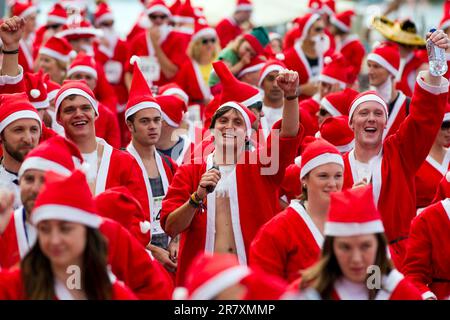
[21,227,113,300]
[300,233,393,300]
[210,106,234,130]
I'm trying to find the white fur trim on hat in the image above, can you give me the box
[161,111,180,128]
[300,153,344,179]
[217,101,252,137]
[31,99,50,110]
[367,53,398,77]
[318,74,346,89]
[19,157,72,178]
[235,4,253,11]
[0,110,41,133]
[443,113,450,123]
[192,28,218,42]
[301,13,321,42]
[55,88,99,116]
[96,13,114,25]
[336,140,355,153]
[47,89,59,102]
[47,15,67,25]
[31,205,102,228]
[190,265,251,300]
[258,65,285,87]
[320,97,342,117]
[161,88,189,105]
[39,47,71,63]
[57,27,103,39]
[30,89,41,99]
[19,6,38,19]
[348,93,388,125]
[146,5,171,16]
[241,92,262,108]
[67,66,98,79]
[125,101,162,120]
[238,62,265,78]
[330,15,350,32]
[324,220,385,236]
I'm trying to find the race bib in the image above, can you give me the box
[139,56,160,83]
[104,60,123,84]
[151,195,165,235]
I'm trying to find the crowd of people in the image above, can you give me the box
[0,0,449,300]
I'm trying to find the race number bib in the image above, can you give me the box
[104,60,123,84]
[151,195,164,235]
[139,56,161,83]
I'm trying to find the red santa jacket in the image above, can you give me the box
[339,35,365,82]
[161,120,303,285]
[175,58,212,106]
[283,27,335,52]
[396,50,428,97]
[403,199,450,300]
[279,163,302,203]
[0,67,25,94]
[215,17,242,49]
[383,91,410,140]
[415,150,450,209]
[96,102,121,149]
[249,202,322,283]
[18,40,34,75]
[299,97,320,120]
[342,75,449,270]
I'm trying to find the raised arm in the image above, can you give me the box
[0,16,24,77]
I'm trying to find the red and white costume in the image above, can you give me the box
[215,17,243,49]
[396,50,428,97]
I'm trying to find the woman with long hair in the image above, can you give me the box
[297,186,422,300]
[249,139,344,283]
[0,170,137,300]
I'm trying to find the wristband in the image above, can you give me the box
[2,48,19,55]
[189,192,202,208]
[285,87,300,100]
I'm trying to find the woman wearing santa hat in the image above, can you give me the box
[295,186,422,300]
[249,138,344,283]
[0,170,137,300]
[36,36,74,85]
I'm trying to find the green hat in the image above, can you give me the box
[243,26,269,55]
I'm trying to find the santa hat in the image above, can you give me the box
[257,59,286,87]
[237,56,266,79]
[18,135,83,178]
[31,170,102,228]
[325,185,385,236]
[432,172,450,203]
[235,0,253,12]
[12,1,37,18]
[0,93,41,134]
[45,75,62,102]
[94,2,114,26]
[125,56,161,121]
[269,32,282,42]
[55,80,99,116]
[24,71,49,110]
[293,13,321,44]
[47,3,68,25]
[318,53,351,88]
[300,138,344,179]
[169,0,182,16]
[57,16,103,40]
[174,0,196,24]
[39,36,75,64]
[172,253,251,300]
[243,27,270,56]
[95,186,141,231]
[156,95,187,128]
[308,0,323,13]
[320,87,359,117]
[67,52,98,80]
[213,60,262,107]
[215,101,255,137]
[321,0,336,15]
[158,83,189,105]
[348,91,388,125]
[329,10,355,33]
[367,42,400,77]
[146,0,172,17]
[440,0,450,31]
[316,116,354,153]
[443,103,450,123]
[191,18,217,42]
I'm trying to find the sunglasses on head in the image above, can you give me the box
[319,108,329,116]
[149,14,168,20]
[441,121,450,129]
[201,38,216,45]
[247,101,263,111]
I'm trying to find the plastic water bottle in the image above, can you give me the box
[427,28,448,76]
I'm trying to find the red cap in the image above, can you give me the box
[12,1,37,18]
[237,55,266,79]
[55,80,98,116]
[330,10,355,33]
[317,116,354,153]
[156,95,187,127]
[47,3,68,25]
[159,83,189,105]
[258,59,286,87]
[146,0,171,16]
[320,87,359,117]
[367,41,400,77]
[0,93,41,134]
[67,52,98,79]
[39,36,75,64]
[174,0,196,24]
[24,71,49,110]
[235,0,253,11]
[94,2,114,26]
[300,138,344,179]
[319,53,352,88]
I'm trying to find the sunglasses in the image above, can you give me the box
[441,121,450,129]
[100,21,114,28]
[46,24,62,30]
[319,108,329,116]
[149,14,168,20]
[314,27,324,32]
[247,101,263,112]
[201,38,216,45]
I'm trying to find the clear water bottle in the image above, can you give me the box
[427,28,448,76]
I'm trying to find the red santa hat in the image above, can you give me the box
[55,80,99,116]
[235,0,253,12]
[432,172,450,203]
[39,36,75,64]
[45,75,62,102]
[47,3,68,25]
[325,185,385,236]
[24,71,49,110]
[348,91,388,125]
[169,0,182,16]
[329,10,355,33]
[158,83,189,105]
[18,135,84,178]
[237,56,266,79]
[125,56,162,121]
[94,2,114,26]
[67,52,98,80]
[215,101,255,138]
[242,27,270,56]
[191,18,217,42]
[316,116,354,153]
[156,95,187,128]
[257,59,286,87]
[320,87,359,117]
[57,16,103,40]
[300,138,344,179]
[318,53,351,88]
[0,93,41,134]
[12,1,37,18]
[443,103,450,123]
[31,170,102,228]
[293,13,321,43]
[367,41,400,77]
[174,0,196,24]
[440,0,450,31]
[146,0,172,17]
[213,60,262,107]
[173,253,251,300]
[95,186,141,231]
[321,0,336,16]
[308,0,323,13]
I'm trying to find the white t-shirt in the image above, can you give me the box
[82,150,98,183]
